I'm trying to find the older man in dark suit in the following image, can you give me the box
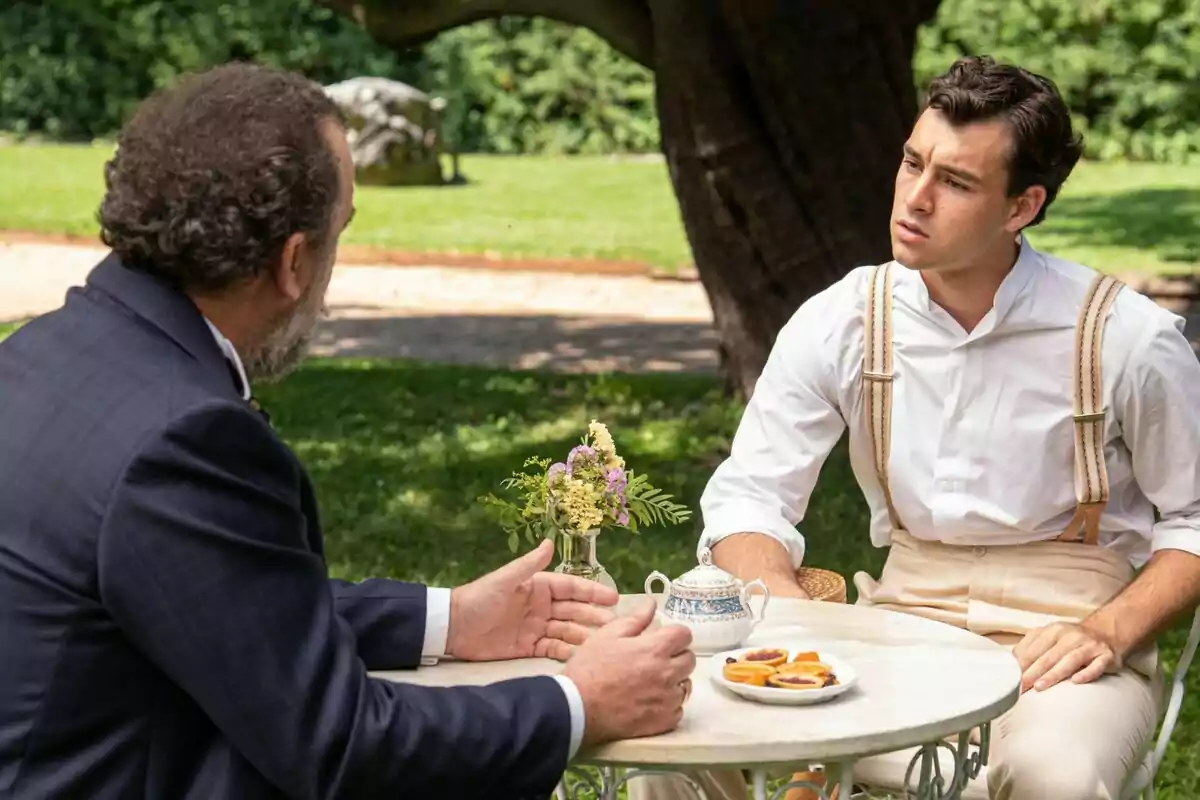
[0,63,695,799]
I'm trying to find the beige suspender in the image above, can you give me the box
[1057,273,1125,545]
[861,265,1123,546]
[863,263,906,533]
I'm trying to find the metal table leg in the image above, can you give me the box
[759,762,854,800]
[902,723,991,799]
[553,725,990,800]
[556,766,710,800]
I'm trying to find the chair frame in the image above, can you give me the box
[850,605,1200,800]
[1122,605,1200,799]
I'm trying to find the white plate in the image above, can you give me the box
[708,644,858,706]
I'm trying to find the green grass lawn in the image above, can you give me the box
[0,144,692,270]
[260,358,1200,800]
[1,142,1197,275]
[4,312,1196,796]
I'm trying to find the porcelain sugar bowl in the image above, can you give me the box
[643,547,770,654]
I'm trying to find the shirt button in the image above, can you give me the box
[973,546,988,557]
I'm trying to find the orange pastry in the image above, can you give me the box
[777,661,834,677]
[791,651,821,663]
[738,648,788,667]
[722,662,776,686]
[767,673,825,690]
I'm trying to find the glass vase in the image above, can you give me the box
[553,528,618,591]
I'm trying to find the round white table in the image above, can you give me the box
[373,595,1021,800]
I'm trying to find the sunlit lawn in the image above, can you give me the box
[259,357,1200,799]
[0,143,1196,275]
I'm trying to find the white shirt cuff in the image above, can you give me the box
[699,511,807,569]
[1151,517,1200,559]
[552,675,586,760]
[421,587,451,664]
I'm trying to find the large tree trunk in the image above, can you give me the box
[321,0,941,396]
[651,1,936,395]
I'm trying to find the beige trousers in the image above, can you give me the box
[628,532,1163,800]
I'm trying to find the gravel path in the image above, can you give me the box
[3,239,1194,374]
[0,239,720,373]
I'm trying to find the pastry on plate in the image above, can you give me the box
[737,647,789,667]
[722,662,776,686]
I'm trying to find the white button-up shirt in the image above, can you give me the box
[698,237,1200,570]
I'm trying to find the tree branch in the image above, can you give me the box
[320,0,655,68]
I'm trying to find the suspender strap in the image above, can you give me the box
[1057,273,1124,546]
[863,263,905,533]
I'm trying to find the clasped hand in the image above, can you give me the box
[443,539,697,746]
[1013,621,1122,693]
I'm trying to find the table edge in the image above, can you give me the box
[575,683,1020,769]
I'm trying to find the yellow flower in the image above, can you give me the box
[589,420,617,456]
[563,477,604,532]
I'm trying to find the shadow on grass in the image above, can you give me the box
[1048,188,1200,265]
[310,312,721,375]
[255,358,879,593]
[257,357,1199,798]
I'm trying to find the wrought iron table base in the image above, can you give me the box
[556,723,991,800]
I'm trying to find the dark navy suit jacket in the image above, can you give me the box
[0,254,571,799]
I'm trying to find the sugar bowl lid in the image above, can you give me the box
[672,546,738,591]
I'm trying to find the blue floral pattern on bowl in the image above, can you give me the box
[644,547,770,654]
[664,593,745,621]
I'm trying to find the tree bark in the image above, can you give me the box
[321,0,653,66]
[322,0,942,396]
[649,0,938,395]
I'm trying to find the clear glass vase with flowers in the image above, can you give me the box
[480,420,692,590]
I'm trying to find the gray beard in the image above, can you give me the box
[242,307,320,385]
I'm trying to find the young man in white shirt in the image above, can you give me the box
[631,55,1200,800]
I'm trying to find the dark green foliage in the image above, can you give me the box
[916,0,1200,163]
[0,0,420,140]
[416,17,659,155]
[3,0,1198,162]
[0,1,657,154]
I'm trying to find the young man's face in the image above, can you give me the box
[889,107,1042,273]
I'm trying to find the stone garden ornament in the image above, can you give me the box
[323,76,461,186]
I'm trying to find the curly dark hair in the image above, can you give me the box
[98,62,345,292]
[925,56,1083,226]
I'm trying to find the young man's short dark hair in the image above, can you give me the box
[925,55,1083,226]
[98,62,345,292]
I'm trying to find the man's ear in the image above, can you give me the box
[273,232,309,302]
[1006,185,1047,232]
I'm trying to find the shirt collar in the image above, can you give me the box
[202,318,251,402]
[903,233,1042,336]
[990,233,1041,322]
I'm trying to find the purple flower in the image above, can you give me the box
[566,445,595,474]
[605,468,630,526]
[547,462,567,484]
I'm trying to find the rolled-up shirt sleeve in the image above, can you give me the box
[698,292,849,569]
[1117,310,1200,557]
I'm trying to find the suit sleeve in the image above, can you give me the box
[97,401,572,799]
[327,576,432,669]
